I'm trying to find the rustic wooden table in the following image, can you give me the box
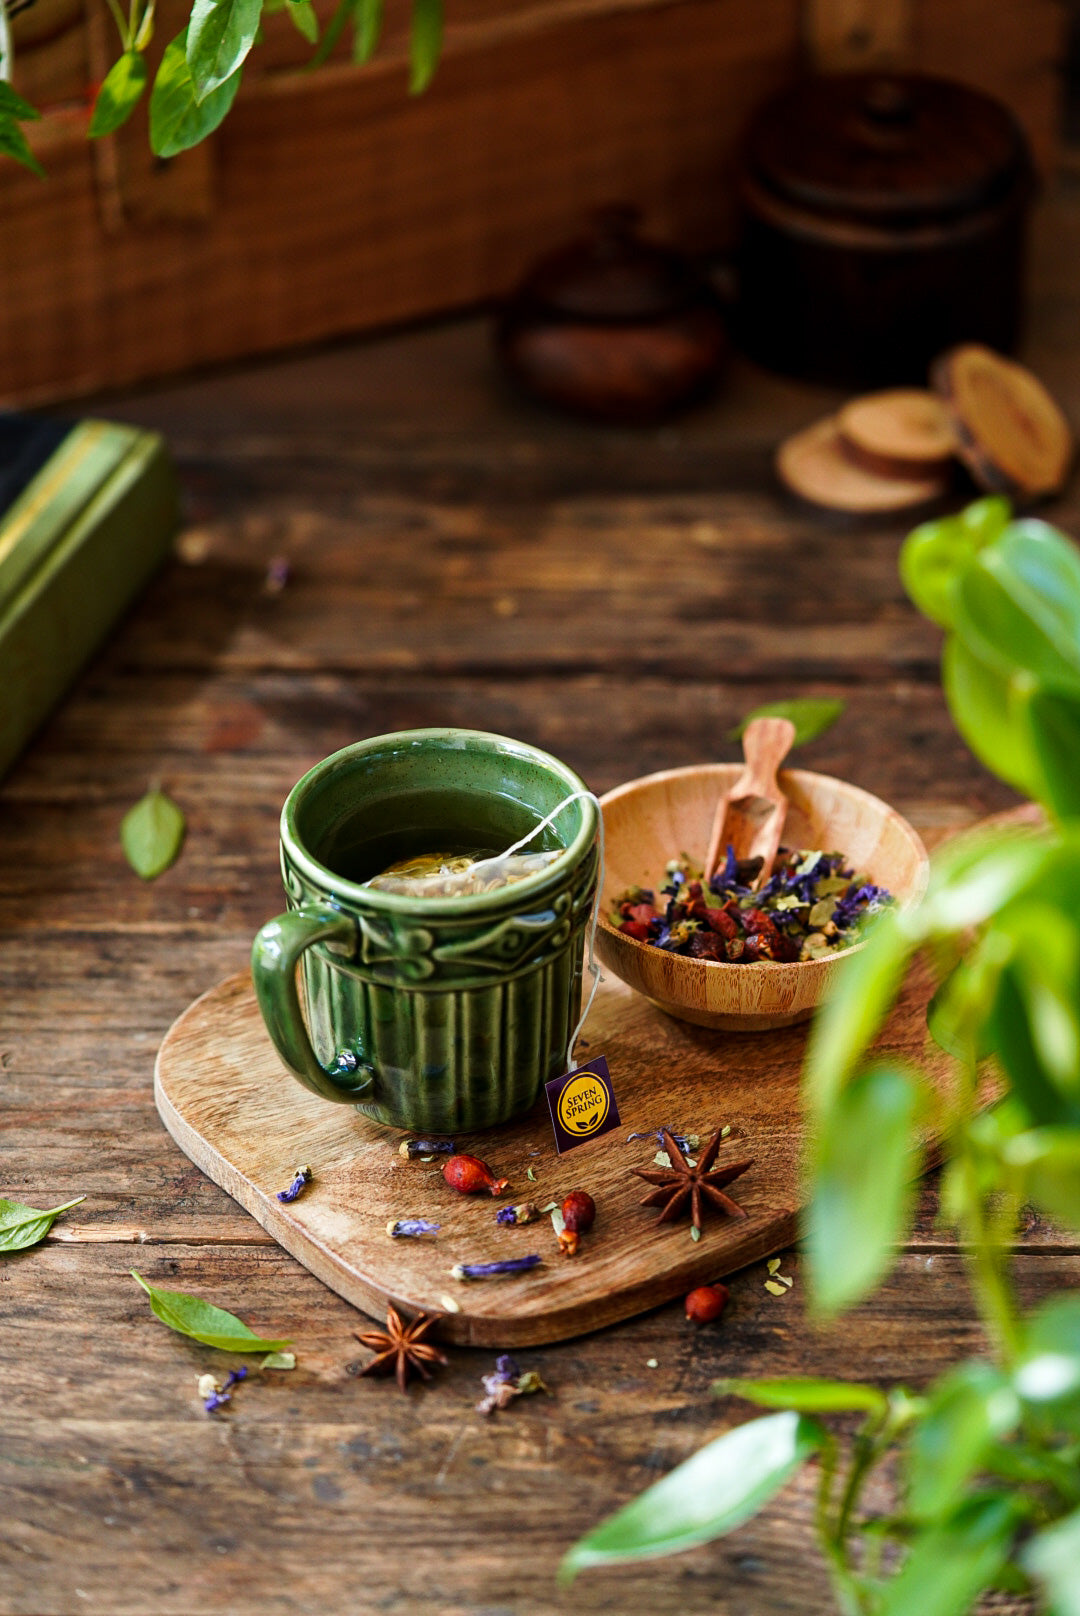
[5,185,1080,1616]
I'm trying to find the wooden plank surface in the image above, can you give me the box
[4,181,1080,1614]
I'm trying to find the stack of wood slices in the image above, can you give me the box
[777,345,1073,513]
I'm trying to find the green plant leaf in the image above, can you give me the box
[409,0,442,93]
[131,1271,291,1351]
[918,828,1052,938]
[900,498,1011,629]
[260,1349,296,1369]
[307,0,350,66]
[187,0,262,99]
[879,1495,1018,1616]
[942,635,1041,800]
[352,0,383,60]
[1015,1296,1080,1431]
[728,698,845,749]
[121,786,186,879]
[150,30,243,156]
[804,906,915,1118]
[560,1412,822,1580]
[0,1196,85,1253]
[956,527,1080,693]
[806,1063,920,1317]
[1017,1129,1080,1229]
[89,52,149,137]
[0,80,42,122]
[286,0,318,42]
[906,1362,1020,1520]
[1023,1508,1080,1616]
[0,115,45,176]
[1022,683,1080,820]
[716,1377,887,1415]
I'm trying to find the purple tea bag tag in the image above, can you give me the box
[545,1056,621,1154]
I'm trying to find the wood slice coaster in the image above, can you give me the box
[932,344,1074,498]
[837,389,957,479]
[776,416,949,513]
[155,962,950,1347]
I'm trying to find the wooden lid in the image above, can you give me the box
[510,205,709,322]
[744,73,1030,228]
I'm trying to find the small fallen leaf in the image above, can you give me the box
[653,1150,672,1169]
[0,1195,85,1254]
[121,787,186,880]
[764,1280,789,1297]
[131,1271,290,1352]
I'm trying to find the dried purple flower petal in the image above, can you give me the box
[495,1354,520,1382]
[276,1165,312,1204]
[386,1218,441,1238]
[495,1202,540,1226]
[398,1137,455,1159]
[263,556,290,594]
[223,1367,248,1389]
[450,1256,542,1281]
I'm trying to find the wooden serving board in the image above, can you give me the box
[154,960,949,1347]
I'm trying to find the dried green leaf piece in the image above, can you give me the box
[0,1196,85,1254]
[89,52,149,137]
[131,1271,291,1352]
[729,699,844,749]
[121,786,186,879]
[260,1350,297,1370]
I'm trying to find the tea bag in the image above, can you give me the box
[366,848,562,898]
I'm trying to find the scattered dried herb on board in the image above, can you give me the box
[120,786,186,880]
[613,846,891,962]
[476,1354,550,1415]
[633,1129,753,1234]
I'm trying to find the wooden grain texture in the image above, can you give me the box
[598,762,928,1028]
[5,180,1080,1612]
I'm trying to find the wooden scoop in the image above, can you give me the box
[705,716,796,884]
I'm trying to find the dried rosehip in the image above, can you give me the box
[558,1189,596,1257]
[704,906,737,940]
[626,903,658,926]
[619,920,652,941]
[687,930,724,961]
[443,1154,509,1196]
[743,933,776,962]
[685,1283,729,1324]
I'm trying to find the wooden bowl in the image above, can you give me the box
[597,765,929,1031]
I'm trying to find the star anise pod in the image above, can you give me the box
[633,1127,753,1232]
[355,1304,449,1393]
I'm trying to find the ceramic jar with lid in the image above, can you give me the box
[736,73,1033,386]
[497,205,727,423]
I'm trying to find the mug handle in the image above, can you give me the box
[251,903,375,1104]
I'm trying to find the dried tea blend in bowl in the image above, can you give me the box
[612,845,892,964]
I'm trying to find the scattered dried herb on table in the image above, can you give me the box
[612,846,892,963]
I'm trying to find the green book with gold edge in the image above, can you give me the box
[0,412,179,780]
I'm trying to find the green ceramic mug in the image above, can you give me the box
[251,729,600,1133]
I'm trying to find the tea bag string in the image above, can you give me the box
[474,789,604,1070]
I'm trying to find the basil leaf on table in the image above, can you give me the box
[728,698,845,749]
[132,1271,291,1352]
[89,53,149,138]
[121,787,186,879]
[0,1196,85,1254]
[560,1411,823,1580]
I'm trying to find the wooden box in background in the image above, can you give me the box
[0,0,1066,405]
